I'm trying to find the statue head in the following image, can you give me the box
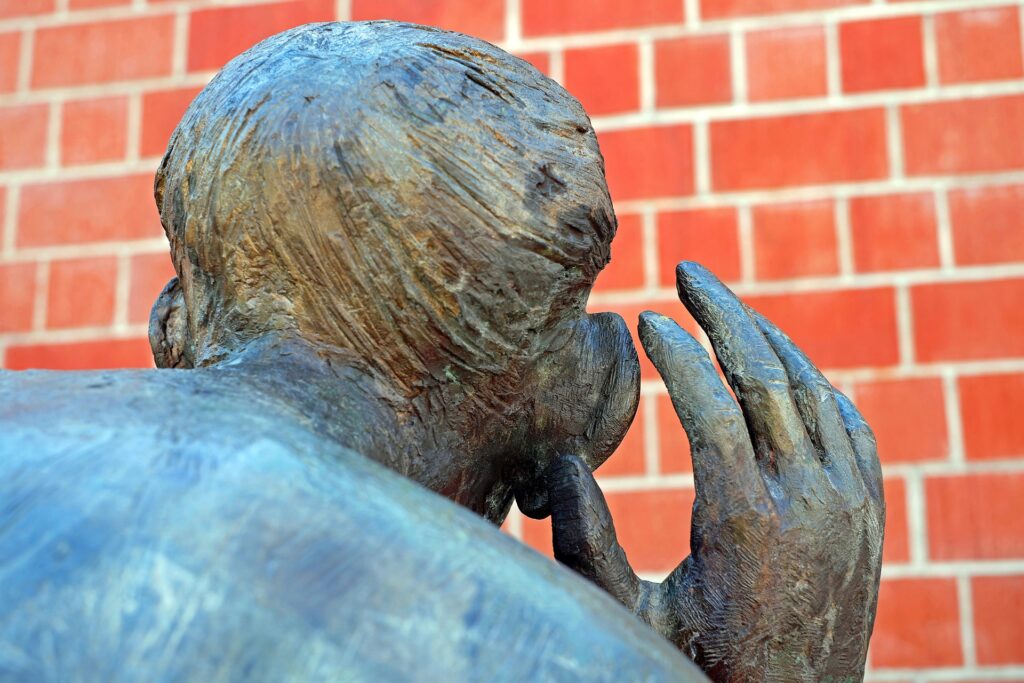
[151,21,640,521]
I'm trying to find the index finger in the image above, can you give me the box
[638,311,762,502]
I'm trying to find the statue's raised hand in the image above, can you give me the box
[549,262,884,682]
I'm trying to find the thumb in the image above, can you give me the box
[549,454,641,611]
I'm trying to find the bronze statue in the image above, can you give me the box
[0,21,883,682]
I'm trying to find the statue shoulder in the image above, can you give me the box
[0,369,704,683]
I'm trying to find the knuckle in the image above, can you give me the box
[735,363,791,403]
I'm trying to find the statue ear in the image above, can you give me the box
[148,277,193,369]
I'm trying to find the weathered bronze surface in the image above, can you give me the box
[0,21,883,682]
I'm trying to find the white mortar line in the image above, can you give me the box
[0,322,150,345]
[641,207,659,290]
[15,26,33,93]
[895,285,915,368]
[934,188,956,270]
[683,0,700,29]
[548,49,564,85]
[31,258,48,331]
[0,238,168,263]
[638,37,656,114]
[922,13,940,90]
[957,574,977,668]
[113,253,131,329]
[905,470,930,566]
[45,98,61,169]
[692,118,711,195]
[835,197,855,278]
[504,0,521,48]
[729,27,747,104]
[882,559,1024,579]
[825,20,842,99]
[589,260,1024,307]
[2,185,18,255]
[335,0,351,22]
[942,369,967,464]
[125,92,142,162]
[171,7,189,78]
[737,204,754,284]
[504,506,523,540]
[884,105,905,179]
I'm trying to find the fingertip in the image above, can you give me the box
[637,310,668,345]
[675,260,717,289]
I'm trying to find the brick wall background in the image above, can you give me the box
[1,0,1022,679]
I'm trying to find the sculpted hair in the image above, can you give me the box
[155,21,616,396]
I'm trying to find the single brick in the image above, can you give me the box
[0,262,37,333]
[936,6,1023,84]
[61,97,129,166]
[33,16,174,87]
[140,87,202,158]
[599,125,694,202]
[597,398,647,477]
[927,472,1024,560]
[0,31,20,93]
[746,25,827,102]
[0,0,54,19]
[752,199,837,280]
[0,104,47,171]
[840,16,925,93]
[352,0,505,42]
[948,183,1024,266]
[710,109,888,190]
[17,174,161,247]
[655,34,731,107]
[604,487,693,574]
[870,578,962,668]
[959,372,1024,461]
[594,213,645,293]
[6,338,153,370]
[188,0,335,72]
[521,0,682,37]
[745,287,899,370]
[657,207,741,285]
[46,256,118,329]
[849,192,939,273]
[973,575,1024,664]
[854,377,948,463]
[902,94,1024,176]
[883,476,910,564]
[564,43,640,116]
[656,392,692,474]
[128,252,176,324]
[912,278,1024,362]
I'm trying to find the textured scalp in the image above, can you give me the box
[155,21,615,394]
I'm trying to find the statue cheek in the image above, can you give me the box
[561,311,641,472]
[512,312,641,519]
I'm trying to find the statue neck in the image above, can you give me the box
[211,334,514,523]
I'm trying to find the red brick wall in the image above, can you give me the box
[1,0,1023,678]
